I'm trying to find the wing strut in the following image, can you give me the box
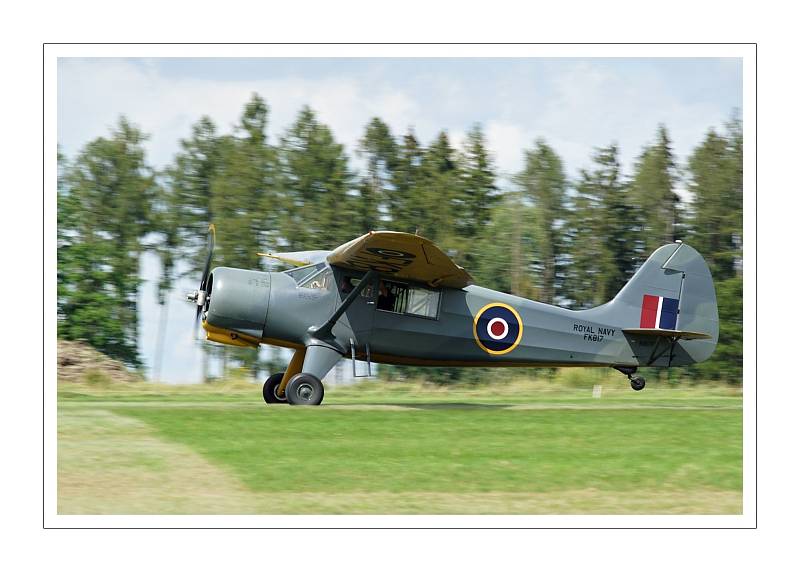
[309,269,377,343]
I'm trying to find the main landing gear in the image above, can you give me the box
[262,371,326,406]
[262,372,288,404]
[262,270,375,408]
[613,366,646,391]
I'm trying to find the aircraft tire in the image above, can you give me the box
[263,372,288,404]
[630,375,646,391]
[285,373,325,406]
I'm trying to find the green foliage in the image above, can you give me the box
[389,129,426,233]
[688,277,743,382]
[630,125,681,251]
[472,192,537,297]
[516,139,567,303]
[166,115,221,274]
[57,118,156,367]
[686,116,743,280]
[452,125,499,268]
[357,117,398,232]
[277,105,355,250]
[563,145,638,308]
[57,95,744,385]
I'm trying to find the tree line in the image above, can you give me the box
[57,93,743,383]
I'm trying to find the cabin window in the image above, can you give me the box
[340,276,374,300]
[377,280,440,319]
[299,267,333,290]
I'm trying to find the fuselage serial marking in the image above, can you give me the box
[573,323,615,343]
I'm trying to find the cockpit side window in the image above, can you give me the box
[339,275,374,299]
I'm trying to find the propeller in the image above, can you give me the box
[187,223,216,339]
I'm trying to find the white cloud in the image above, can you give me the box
[58,59,428,171]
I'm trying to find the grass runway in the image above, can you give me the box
[57,379,743,514]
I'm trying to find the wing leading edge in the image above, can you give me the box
[257,250,332,267]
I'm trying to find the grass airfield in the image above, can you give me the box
[58,374,743,515]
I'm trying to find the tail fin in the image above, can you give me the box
[608,242,719,365]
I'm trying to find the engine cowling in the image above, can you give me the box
[203,267,271,343]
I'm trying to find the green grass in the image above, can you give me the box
[58,378,743,514]
[116,405,741,494]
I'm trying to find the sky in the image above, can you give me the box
[57,57,742,383]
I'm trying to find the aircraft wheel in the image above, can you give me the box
[285,373,324,406]
[630,375,646,391]
[262,372,288,404]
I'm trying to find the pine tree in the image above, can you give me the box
[390,129,425,233]
[563,145,636,307]
[277,105,354,250]
[684,114,743,383]
[686,117,743,280]
[562,170,605,308]
[357,117,398,232]
[167,115,221,273]
[417,131,459,248]
[630,125,680,253]
[211,97,277,269]
[455,125,498,269]
[473,191,536,298]
[516,139,567,304]
[57,118,157,367]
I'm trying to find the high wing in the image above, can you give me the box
[327,231,473,289]
[257,250,332,267]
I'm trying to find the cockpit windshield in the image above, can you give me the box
[285,262,326,284]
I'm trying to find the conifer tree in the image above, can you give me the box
[417,131,459,249]
[516,139,567,304]
[57,118,156,367]
[563,145,636,307]
[455,125,498,269]
[686,118,743,280]
[277,105,354,250]
[630,125,680,253]
[390,129,425,233]
[357,117,398,232]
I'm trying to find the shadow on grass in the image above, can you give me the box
[358,402,514,410]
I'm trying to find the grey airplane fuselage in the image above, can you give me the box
[258,266,637,369]
[203,241,718,377]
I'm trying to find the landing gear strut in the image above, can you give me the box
[613,366,646,391]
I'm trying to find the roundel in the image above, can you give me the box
[472,303,523,355]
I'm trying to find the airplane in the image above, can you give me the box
[187,227,718,405]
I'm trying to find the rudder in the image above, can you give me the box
[609,242,719,365]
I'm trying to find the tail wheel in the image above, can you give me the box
[630,375,646,391]
[285,373,324,406]
[262,372,288,404]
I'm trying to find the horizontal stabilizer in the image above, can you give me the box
[622,328,712,341]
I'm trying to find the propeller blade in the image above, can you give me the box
[199,223,216,292]
[193,306,201,340]
[191,223,216,341]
